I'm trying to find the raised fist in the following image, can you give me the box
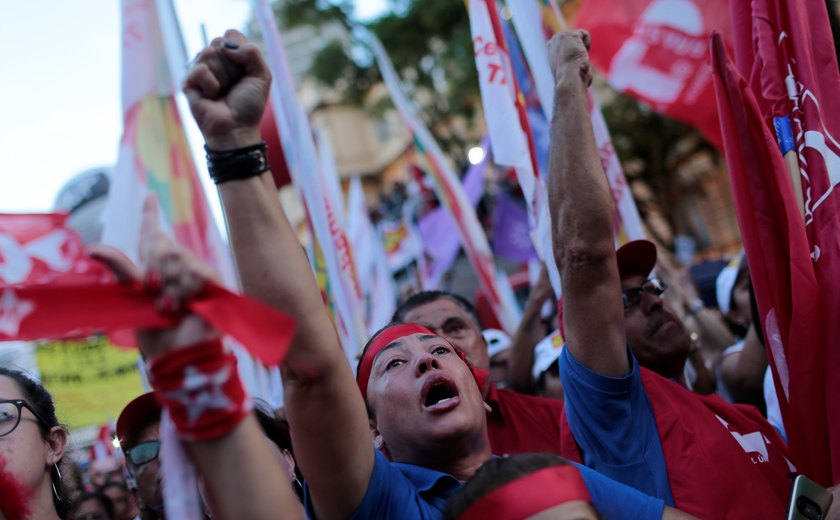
[183,29,272,150]
[547,30,592,88]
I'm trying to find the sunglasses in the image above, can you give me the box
[621,277,668,309]
[126,440,160,467]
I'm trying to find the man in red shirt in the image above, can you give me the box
[392,291,565,456]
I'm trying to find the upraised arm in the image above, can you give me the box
[183,30,373,520]
[91,202,302,520]
[547,31,627,377]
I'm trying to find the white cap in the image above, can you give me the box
[716,253,743,314]
[483,329,512,358]
[532,329,564,379]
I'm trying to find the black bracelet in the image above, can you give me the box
[205,141,270,185]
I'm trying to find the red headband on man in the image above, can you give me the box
[357,324,436,399]
[458,465,592,520]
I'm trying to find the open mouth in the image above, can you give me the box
[422,377,459,410]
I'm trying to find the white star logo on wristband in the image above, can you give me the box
[164,365,235,424]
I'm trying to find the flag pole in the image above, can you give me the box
[773,73,806,219]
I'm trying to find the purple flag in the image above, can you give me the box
[492,190,537,263]
[417,139,488,288]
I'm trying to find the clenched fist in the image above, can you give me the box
[547,30,592,89]
[183,29,271,151]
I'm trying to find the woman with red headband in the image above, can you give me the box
[445,454,598,520]
[181,29,697,520]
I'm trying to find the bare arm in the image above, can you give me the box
[183,30,373,520]
[547,31,627,377]
[509,267,553,393]
[720,325,767,405]
[91,206,301,520]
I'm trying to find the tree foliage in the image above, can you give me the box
[270,0,480,156]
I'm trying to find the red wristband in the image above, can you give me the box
[149,338,251,440]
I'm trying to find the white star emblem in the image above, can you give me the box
[0,288,35,337]
[163,365,235,424]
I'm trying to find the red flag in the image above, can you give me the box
[0,214,295,367]
[575,0,733,149]
[710,33,831,484]
[728,0,840,485]
[0,214,109,287]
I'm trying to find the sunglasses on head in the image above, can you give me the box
[126,440,160,467]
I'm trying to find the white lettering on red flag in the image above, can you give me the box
[576,0,733,149]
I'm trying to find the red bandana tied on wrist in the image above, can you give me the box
[150,338,251,440]
[356,323,489,400]
[459,465,592,520]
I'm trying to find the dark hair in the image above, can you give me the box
[443,453,575,520]
[253,400,304,501]
[0,367,71,518]
[392,291,482,329]
[70,491,114,520]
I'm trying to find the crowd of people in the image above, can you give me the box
[1,28,837,520]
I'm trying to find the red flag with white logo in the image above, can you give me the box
[575,0,733,149]
[0,214,108,287]
[0,213,295,367]
[710,33,829,485]
[723,0,840,485]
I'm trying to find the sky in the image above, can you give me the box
[0,0,387,218]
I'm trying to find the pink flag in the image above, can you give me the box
[725,0,840,484]
[253,0,367,360]
[576,0,733,149]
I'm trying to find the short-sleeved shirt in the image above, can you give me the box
[559,346,676,506]
[306,449,665,520]
[486,385,565,456]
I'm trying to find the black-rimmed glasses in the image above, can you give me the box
[0,399,50,437]
[126,440,161,467]
[622,277,668,309]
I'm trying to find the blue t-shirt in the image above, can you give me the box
[306,449,665,519]
[559,345,676,506]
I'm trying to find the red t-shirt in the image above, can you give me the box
[486,385,566,456]
[558,368,795,519]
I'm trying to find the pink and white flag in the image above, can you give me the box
[346,178,397,335]
[253,0,367,360]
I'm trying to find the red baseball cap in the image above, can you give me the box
[615,239,657,279]
[556,240,657,338]
[116,392,161,452]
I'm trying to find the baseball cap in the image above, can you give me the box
[615,239,658,279]
[555,239,658,338]
[532,329,565,380]
[116,392,161,452]
[483,329,512,358]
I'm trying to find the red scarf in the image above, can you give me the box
[559,368,795,518]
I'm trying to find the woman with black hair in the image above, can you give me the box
[0,366,72,519]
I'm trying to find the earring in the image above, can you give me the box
[51,463,63,502]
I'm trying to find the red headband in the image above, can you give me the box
[458,465,591,520]
[357,324,436,399]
